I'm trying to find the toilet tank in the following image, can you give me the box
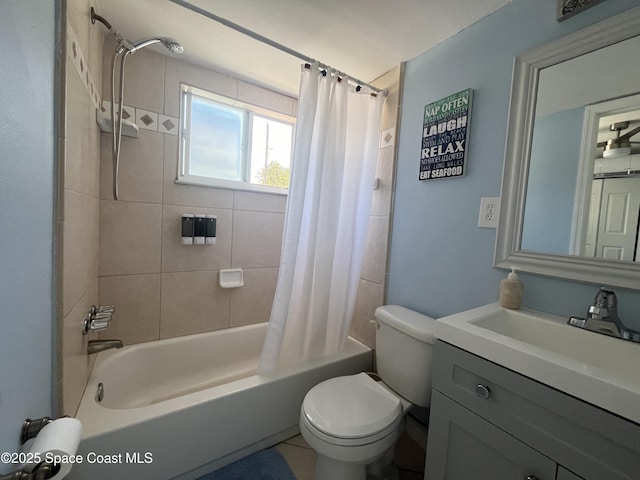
[374,305,436,407]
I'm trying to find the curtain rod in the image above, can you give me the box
[167,0,383,94]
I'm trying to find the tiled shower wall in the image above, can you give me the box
[97,38,400,349]
[350,67,402,348]
[97,37,291,343]
[60,0,104,416]
[59,13,399,413]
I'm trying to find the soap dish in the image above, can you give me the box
[219,269,244,288]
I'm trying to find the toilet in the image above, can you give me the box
[300,305,436,480]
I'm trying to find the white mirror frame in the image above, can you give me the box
[495,6,640,289]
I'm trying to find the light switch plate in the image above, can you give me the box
[478,197,500,228]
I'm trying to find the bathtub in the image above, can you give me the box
[71,322,372,480]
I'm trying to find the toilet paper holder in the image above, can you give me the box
[21,416,69,444]
[0,417,70,480]
[0,464,56,480]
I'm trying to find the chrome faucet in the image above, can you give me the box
[568,287,640,343]
[88,339,123,354]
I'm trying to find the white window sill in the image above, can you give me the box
[175,175,288,196]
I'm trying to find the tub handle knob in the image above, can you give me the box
[82,305,115,334]
[89,320,110,332]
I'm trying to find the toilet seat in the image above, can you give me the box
[301,373,403,446]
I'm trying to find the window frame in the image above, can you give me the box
[177,84,295,195]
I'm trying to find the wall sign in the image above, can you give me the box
[419,88,473,181]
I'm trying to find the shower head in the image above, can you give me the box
[128,37,184,54]
[161,39,184,54]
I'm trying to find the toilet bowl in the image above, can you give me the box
[300,305,436,480]
[300,373,408,480]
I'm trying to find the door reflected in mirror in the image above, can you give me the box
[521,34,640,263]
[584,108,640,262]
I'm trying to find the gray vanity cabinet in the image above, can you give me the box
[556,467,585,480]
[427,390,557,479]
[425,341,640,480]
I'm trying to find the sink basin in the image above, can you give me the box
[436,303,640,424]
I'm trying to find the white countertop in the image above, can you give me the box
[435,303,640,425]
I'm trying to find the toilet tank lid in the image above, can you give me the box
[375,305,436,344]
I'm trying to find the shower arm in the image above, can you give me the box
[90,7,112,30]
[91,7,127,47]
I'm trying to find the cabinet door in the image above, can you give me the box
[557,467,584,480]
[425,391,556,480]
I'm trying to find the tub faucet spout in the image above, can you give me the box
[88,339,123,354]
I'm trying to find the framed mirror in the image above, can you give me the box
[495,6,640,289]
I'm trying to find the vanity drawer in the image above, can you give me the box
[432,340,640,480]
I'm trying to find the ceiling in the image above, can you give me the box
[93,0,511,96]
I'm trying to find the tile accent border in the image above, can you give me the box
[66,25,101,110]
[66,26,179,137]
[101,101,179,136]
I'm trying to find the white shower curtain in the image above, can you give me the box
[258,63,384,374]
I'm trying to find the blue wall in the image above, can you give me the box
[388,0,640,328]
[0,0,55,470]
[522,107,584,254]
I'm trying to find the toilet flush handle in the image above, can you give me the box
[369,319,380,329]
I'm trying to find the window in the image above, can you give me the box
[178,85,295,193]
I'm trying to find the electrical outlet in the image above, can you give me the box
[478,197,500,228]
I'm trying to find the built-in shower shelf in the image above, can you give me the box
[96,109,139,138]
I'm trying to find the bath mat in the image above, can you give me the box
[197,448,297,480]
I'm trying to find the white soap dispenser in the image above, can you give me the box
[500,267,523,309]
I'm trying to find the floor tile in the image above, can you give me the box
[395,432,426,473]
[276,442,316,480]
[284,434,311,449]
[277,431,426,479]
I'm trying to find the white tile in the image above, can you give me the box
[99,200,162,276]
[101,101,135,122]
[119,103,136,122]
[229,267,278,327]
[233,190,287,213]
[99,274,161,344]
[100,129,164,203]
[164,57,237,117]
[161,205,232,272]
[231,210,285,268]
[67,26,82,76]
[237,80,296,116]
[89,75,100,109]
[160,271,230,338]
[158,114,179,135]
[78,53,89,89]
[118,49,166,113]
[136,108,159,131]
[380,127,395,149]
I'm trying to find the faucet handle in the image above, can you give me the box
[594,287,617,308]
[88,320,110,332]
[82,305,115,335]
